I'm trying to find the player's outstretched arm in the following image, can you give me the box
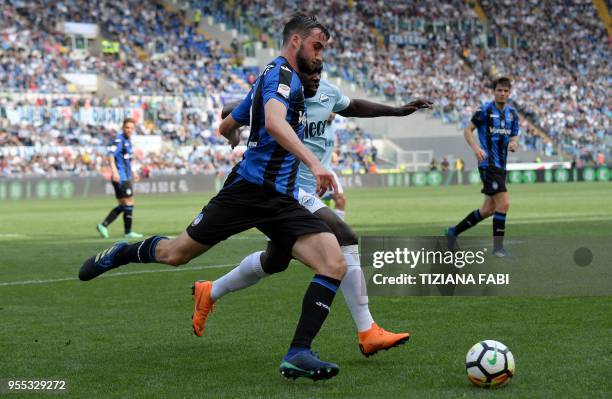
[337,98,433,118]
[265,99,337,195]
[464,122,486,162]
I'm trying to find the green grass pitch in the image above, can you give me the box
[1,183,610,398]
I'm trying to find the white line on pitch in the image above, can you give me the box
[0,263,237,287]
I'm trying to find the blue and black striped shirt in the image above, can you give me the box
[233,56,306,199]
[471,101,519,170]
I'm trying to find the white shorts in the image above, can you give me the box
[298,187,327,214]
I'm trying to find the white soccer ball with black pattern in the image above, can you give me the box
[465,340,515,388]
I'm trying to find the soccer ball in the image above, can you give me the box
[465,340,515,388]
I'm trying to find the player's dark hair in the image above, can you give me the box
[282,13,330,46]
[122,118,135,127]
[492,77,512,90]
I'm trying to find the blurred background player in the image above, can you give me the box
[446,77,519,257]
[96,118,143,239]
[214,68,431,356]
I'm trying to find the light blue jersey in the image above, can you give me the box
[297,79,350,193]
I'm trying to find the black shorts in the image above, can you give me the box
[186,172,331,252]
[112,181,133,199]
[479,167,507,196]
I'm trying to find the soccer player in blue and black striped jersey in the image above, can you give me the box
[79,14,346,381]
[96,118,143,240]
[446,77,519,257]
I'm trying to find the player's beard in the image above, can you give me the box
[296,44,320,74]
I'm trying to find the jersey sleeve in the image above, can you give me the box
[470,107,483,128]
[230,89,253,126]
[330,83,350,113]
[108,137,123,157]
[511,110,519,137]
[262,65,296,109]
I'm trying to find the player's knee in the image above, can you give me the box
[260,252,291,274]
[324,253,347,280]
[336,225,358,246]
[497,202,510,213]
[481,206,495,218]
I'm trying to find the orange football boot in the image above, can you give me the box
[192,280,214,337]
[358,322,410,357]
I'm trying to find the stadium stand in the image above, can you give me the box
[1,0,609,177]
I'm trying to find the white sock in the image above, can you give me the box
[211,251,268,301]
[334,209,346,220]
[340,244,374,332]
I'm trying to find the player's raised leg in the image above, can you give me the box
[78,231,210,281]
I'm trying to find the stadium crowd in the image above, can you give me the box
[1,0,609,178]
[209,0,609,162]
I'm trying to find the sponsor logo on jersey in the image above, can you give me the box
[490,114,499,118]
[305,120,327,139]
[320,93,329,103]
[277,83,290,99]
[490,127,512,135]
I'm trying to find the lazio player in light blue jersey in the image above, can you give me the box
[216,67,433,357]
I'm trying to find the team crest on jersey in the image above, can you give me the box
[277,83,290,99]
[320,93,329,103]
[192,212,204,226]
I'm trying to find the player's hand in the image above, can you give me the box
[111,173,120,182]
[226,130,241,148]
[312,163,338,197]
[396,99,433,116]
[474,147,487,162]
[133,173,140,182]
[508,141,518,152]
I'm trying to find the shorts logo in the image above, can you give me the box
[492,181,499,190]
[277,83,290,99]
[192,212,204,226]
[300,195,315,208]
[125,188,132,196]
[320,94,329,103]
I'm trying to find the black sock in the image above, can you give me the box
[493,212,506,250]
[114,235,168,265]
[102,205,124,227]
[289,275,341,352]
[453,209,482,235]
[123,205,133,234]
